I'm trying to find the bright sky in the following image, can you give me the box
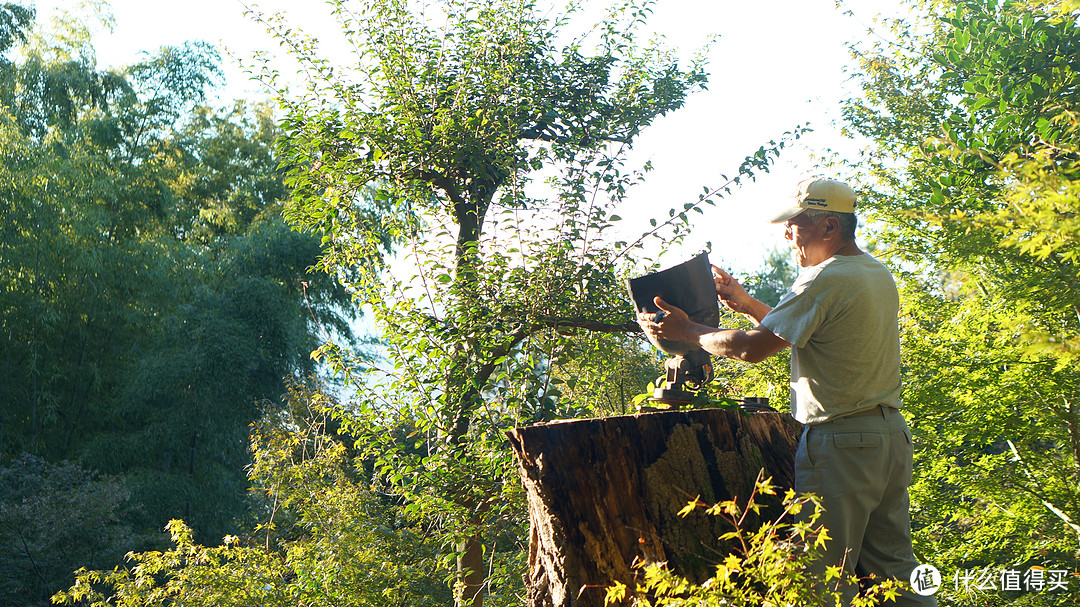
[32,0,901,276]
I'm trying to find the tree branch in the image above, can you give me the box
[532,316,641,334]
[1006,439,1080,539]
[520,128,631,146]
[415,168,466,207]
[1067,397,1080,480]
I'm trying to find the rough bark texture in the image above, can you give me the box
[506,408,800,607]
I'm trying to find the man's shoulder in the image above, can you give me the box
[817,253,893,281]
[820,252,885,269]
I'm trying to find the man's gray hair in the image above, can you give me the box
[805,209,857,240]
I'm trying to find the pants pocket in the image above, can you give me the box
[833,432,884,449]
[797,429,816,469]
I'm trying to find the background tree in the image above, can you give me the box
[842,0,1080,603]
[0,455,133,607]
[0,5,351,604]
[246,0,795,604]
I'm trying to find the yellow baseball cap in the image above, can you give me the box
[769,178,857,223]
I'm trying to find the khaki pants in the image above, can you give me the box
[795,406,937,606]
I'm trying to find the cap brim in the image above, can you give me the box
[769,205,806,223]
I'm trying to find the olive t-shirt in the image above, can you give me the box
[760,253,902,425]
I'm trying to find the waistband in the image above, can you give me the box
[843,404,899,418]
[805,404,904,429]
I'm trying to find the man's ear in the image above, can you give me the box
[822,215,840,238]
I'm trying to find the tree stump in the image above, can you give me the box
[506,408,800,607]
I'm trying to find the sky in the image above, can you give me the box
[31,0,903,275]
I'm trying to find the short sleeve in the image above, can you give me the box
[760,266,829,348]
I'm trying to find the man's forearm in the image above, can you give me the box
[690,323,788,364]
[740,299,773,325]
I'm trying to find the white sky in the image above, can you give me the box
[31,0,902,275]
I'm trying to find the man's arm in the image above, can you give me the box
[696,324,790,363]
[637,297,790,364]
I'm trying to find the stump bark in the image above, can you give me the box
[506,408,800,607]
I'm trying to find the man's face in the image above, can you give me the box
[783,212,829,267]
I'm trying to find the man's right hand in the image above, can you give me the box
[637,296,694,344]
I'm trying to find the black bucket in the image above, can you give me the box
[627,252,720,357]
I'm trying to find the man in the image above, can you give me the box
[637,178,934,606]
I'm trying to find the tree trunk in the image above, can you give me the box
[457,529,486,607]
[506,408,799,607]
